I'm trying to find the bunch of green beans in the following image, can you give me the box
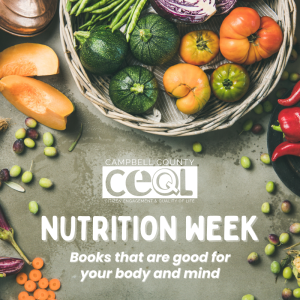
[66,0,148,40]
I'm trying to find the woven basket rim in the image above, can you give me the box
[59,0,297,136]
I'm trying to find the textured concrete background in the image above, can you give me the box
[0,8,300,300]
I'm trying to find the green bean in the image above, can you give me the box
[126,0,148,42]
[99,0,128,20]
[66,0,72,12]
[70,0,83,15]
[112,9,131,32]
[125,0,140,33]
[76,0,91,16]
[91,0,123,14]
[83,0,110,13]
[84,12,90,22]
[110,0,136,28]
[70,0,78,2]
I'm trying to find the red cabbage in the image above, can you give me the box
[150,0,217,24]
[216,0,237,15]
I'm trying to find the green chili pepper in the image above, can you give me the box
[110,0,136,28]
[91,0,123,14]
[126,0,148,42]
[76,0,91,16]
[112,9,132,32]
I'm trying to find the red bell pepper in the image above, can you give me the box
[272,141,300,161]
[278,80,300,106]
[272,107,300,143]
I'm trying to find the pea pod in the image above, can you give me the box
[110,0,136,28]
[126,0,148,42]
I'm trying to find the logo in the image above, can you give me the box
[102,167,198,198]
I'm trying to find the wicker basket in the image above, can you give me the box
[59,0,297,136]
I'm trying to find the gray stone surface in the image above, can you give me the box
[0,9,300,300]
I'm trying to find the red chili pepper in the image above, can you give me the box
[278,80,300,106]
[272,107,300,143]
[272,141,300,161]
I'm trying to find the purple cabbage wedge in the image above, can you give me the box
[150,0,217,24]
[215,0,237,15]
[0,204,31,265]
[0,257,24,277]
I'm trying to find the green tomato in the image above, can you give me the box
[260,153,271,165]
[24,138,35,148]
[241,295,254,300]
[15,128,26,139]
[43,132,54,147]
[270,261,281,274]
[254,104,263,115]
[193,143,202,153]
[265,244,275,256]
[294,288,300,298]
[39,178,53,189]
[266,181,275,193]
[210,63,250,103]
[261,202,270,214]
[263,100,273,113]
[241,156,251,169]
[10,165,21,177]
[22,171,33,183]
[28,201,39,214]
[279,233,290,245]
[283,267,293,279]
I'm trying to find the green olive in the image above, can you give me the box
[279,233,290,245]
[39,178,53,189]
[241,295,254,300]
[261,202,270,214]
[22,171,33,183]
[270,261,281,274]
[260,153,271,165]
[28,201,39,214]
[294,288,300,298]
[242,120,253,132]
[43,132,54,147]
[10,165,21,177]
[263,101,273,113]
[44,147,57,157]
[24,138,35,148]
[15,128,26,139]
[253,104,263,115]
[265,244,275,256]
[241,156,251,169]
[266,181,275,193]
[193,143,202,153]
[283,267,293,279]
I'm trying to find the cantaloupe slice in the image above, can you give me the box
[0,75,74,130]
[0,43,59,78]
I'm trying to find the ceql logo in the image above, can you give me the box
[102,167,198,198]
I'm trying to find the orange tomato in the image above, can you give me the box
[163,63,211,115]
[220,7,283,65]
[180,30,220,66]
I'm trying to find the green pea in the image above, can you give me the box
[253,104,263,115]
[242,120,253,132]
[279,232,290,245]
[28,201,39,214]
[193,143,202,153]
[261,202,270,214]
[44,147,57,157]
[266,181,275,193]
[39,178,53,189]
[265,244,275,256]
[15,128,26,139]
[270,261,281,274]
[24,138,35,148]
[22,171,33,183]
[263,101,273,113]
[10,165,21,177]
[260,153,271,165]
[241,295,254,300]
[283,267,293,279]
[294,288,300,298]
[241,156,251,169]
[43,132,54,147]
